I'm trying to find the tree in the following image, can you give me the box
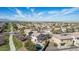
[24,39,36,51]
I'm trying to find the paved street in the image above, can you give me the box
[61,47,79,51]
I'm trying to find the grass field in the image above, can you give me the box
[13,36,23,50]
[0,35,10,51]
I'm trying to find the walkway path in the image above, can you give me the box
[9,23,16,51]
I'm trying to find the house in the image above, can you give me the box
[37,33,52,43]
[0,35,5,45]
[31,35,38,44]
[60,26,67,33]
[73,27,79,32]
[52,33,74,49]
[0,23,5,33]
[42,29,52,34]
[71,33,79,46]
[53,27,62,34]
[16,34,31,41]
[24,31,39,44]
[24,29,32,35]
[16,24,22,29]
[37,33,47,42]
[28,31,33,36]
[16,23,26,30]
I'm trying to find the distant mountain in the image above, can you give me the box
[0,19,8,21]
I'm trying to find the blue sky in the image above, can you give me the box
[0,7,79,22]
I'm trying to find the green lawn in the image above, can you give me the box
[13,36,23,50]
[0,35,10,51]
[0,44,10,51]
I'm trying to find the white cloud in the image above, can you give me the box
[47,7,79,16]
[26,7,45,21]
[15,8,25,17]
[61,8,79,15]
[25,7,46,21]
[37,12,45,16]
[45,7,79,21]
[1,7,79,22]
[7,8,30,21]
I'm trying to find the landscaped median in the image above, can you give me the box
[13,36,23,50]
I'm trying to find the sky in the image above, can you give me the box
[0,7,79,22]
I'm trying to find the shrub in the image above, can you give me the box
[25,39,36,51]
[54,42,58,47]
